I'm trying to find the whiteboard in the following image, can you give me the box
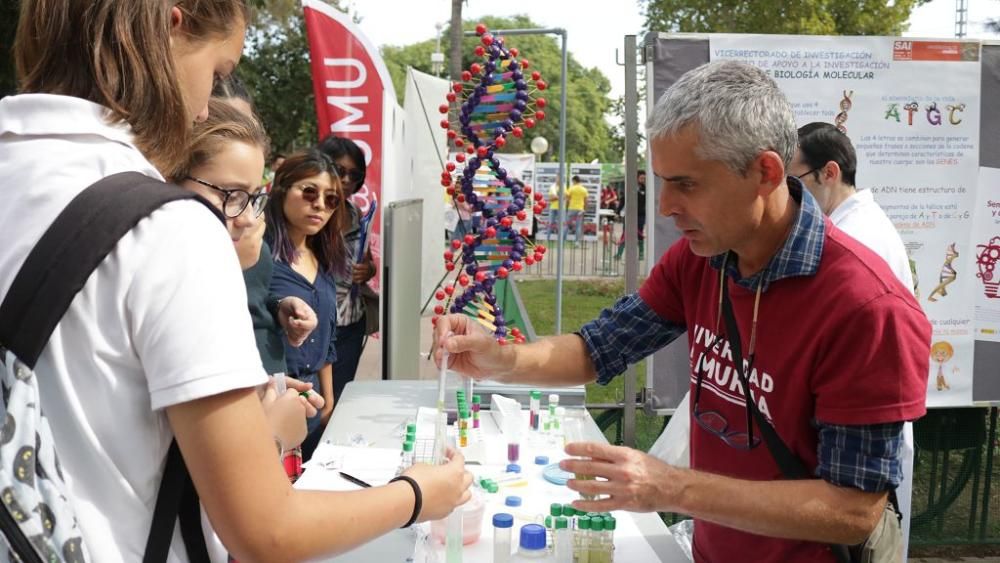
[382,199,423,379]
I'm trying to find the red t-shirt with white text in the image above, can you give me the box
[638,221,930,563]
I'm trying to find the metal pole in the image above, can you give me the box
[622,34,639,447]
[462,27,568,334]
[555,29,568,335]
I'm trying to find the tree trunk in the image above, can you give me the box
[448,0,463,81]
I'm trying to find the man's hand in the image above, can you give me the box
[432,314,515,381]
[278,297,318,347]
[560,442,678,513]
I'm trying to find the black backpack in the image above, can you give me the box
[0,172,217,563]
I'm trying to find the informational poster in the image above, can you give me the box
[711,35,982,407]
[974,167,1000,343]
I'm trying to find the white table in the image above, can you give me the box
[302,380,689,562]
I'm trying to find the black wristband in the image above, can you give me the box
[390,475,422,528]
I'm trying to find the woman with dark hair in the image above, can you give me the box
[267,149,349,459]
[0,1,471,553]
[317,135,376,400]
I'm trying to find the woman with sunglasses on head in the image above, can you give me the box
[0,1,471,560]
[266,149,351,460]
[317,135,377,403]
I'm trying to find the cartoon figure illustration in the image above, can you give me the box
[927,243,959,302]
[834,90,853,134]
[909,255,920,300]
[930,341,958,391]
[975,236,1000,299]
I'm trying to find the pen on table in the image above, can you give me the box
[339,471,372,488]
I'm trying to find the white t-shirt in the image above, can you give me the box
[830,188,915,294]
[0,94,266,562]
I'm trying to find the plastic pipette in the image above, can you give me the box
[433,339,451,465]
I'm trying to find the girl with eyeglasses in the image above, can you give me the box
[317,135,377,404]
[0,1,471,560]
[266,149,351,460]
[170,95,322,435]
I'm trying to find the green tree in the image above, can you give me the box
[381,15,619,164]
[642,0,928,35]
[241,0,356,153]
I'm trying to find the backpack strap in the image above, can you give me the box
[0,171,219,368]
[0,171,221,562]
[143,441,211,563]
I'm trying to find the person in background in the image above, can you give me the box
[616,170,647,261]
[317,135,377,401]
[791,122,914,291]
[547,175,562,236]
[565,175,589,243]
[266,149,347,460]
[601,184,619,211]
[2,0,471,560]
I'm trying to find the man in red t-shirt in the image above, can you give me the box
[433,61,930,563]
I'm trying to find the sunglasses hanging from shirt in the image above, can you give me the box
[719,263,897,563]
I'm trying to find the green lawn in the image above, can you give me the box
[514,278,668,452]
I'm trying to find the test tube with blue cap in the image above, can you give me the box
[493,513,514,563]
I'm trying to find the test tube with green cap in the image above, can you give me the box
[589,517,605,563]
[576,515,591,563]
[562,504,576,528]
[604,516,617,562]
[529,390,541,430]
[554,516,572,563]
[458,407,469,448]
[398,440,414,473]
[472,394,482,430]
[546,503,562,551]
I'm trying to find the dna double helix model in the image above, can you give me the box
[433,24,550,344]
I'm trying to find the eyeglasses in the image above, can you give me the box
[186,177,268,218]
[794,166,823,182]
[692,253,763,451]
[335,165,365,186]
[293,184,342,209]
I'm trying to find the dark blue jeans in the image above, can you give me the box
[295,371,323,461]
[332,316,367,401]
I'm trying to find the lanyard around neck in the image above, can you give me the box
[715,253,764,366]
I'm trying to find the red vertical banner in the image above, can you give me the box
[302,0,389,292]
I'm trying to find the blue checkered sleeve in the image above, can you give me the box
[816,422,904,492]
[576,293,686,386]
